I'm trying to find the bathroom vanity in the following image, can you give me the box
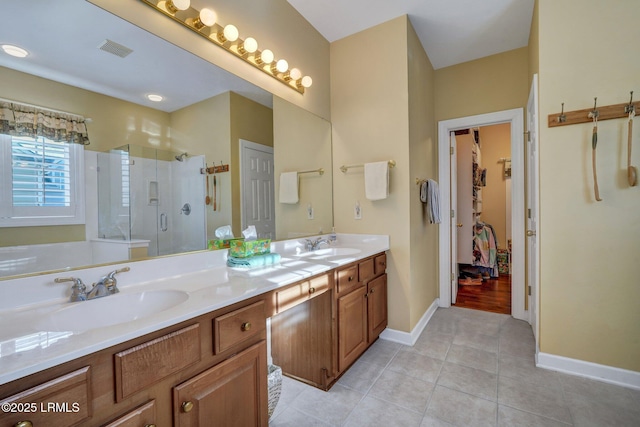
[0,234,388,426]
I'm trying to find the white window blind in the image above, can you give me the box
[0,134,85,227]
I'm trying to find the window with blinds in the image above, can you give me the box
[0,134,85,227]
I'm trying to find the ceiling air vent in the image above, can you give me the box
[98,39,133,58]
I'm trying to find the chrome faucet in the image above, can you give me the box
[54,277,88,302]
[87,267,130,300]
[305,237,330,251]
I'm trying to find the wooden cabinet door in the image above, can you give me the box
[367,274,388,342]
[337,286,368,372]
[103,400,156,427]
[173,341,268,427]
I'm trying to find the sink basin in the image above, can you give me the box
[293,247,361,260]
[35,290,189,332]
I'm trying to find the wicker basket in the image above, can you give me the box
[267,364,282,418]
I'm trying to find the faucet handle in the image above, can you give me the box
[103,266,130,294]
[54,277,87,302]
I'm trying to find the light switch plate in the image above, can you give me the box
[354,201,362,220]
[307,203,314,220]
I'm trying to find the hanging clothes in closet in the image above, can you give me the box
[472,221,499,278]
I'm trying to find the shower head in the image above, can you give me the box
[175,152,188,162]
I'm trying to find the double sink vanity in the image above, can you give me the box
[0,233,389,426]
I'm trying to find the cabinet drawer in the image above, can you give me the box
[374,253,387,275]
[358,258,375,282]
[275,274,330,313]
[336,264,359,295]
[214,301,266,354]
[0,366,91,426]
[115,324,201,401]
[104,400,156,427]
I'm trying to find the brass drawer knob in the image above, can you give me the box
[370,288,375,294]
[348,276,354,282]
[309,287,316,294]
[145,424,157,427]
[15,422,33,427]
[182,401,194,413]
[241,322,252,331]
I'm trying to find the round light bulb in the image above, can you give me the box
[289,68,302,81]
[276,59,288,73]
[243,37,258,53]
[199,8,217,27]
[301,76,313,88]
[223,24,239,42]
[171,0,190,10]
[259,49,274,64]
[2,44,28,58]
[147,94,164,102]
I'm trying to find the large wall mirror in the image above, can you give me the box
[0,1,333,279]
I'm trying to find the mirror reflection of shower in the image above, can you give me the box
[97,145,206,258]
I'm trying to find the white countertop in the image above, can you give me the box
[0,234,389,385]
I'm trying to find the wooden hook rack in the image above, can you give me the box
[548,100,640,127]
[201,164,229,175]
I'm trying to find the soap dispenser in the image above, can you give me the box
[329,227,337,244]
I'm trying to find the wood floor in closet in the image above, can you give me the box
[454,274,511,315]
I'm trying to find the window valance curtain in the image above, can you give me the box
[0,100,90,145]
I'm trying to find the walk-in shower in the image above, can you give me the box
[97,145,206,257]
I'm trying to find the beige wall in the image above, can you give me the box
[478,124,511,249]
[407,21,439,327]
[89,0,330,120]
[332,16,437,333]
[0,66,172,247]
[537,0,640,371]
[434,47,529,124]
[528,0,539,82]
[273,97,333,239]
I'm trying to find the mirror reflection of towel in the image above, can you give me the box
[364,161,389,201]
[279,172,299,204]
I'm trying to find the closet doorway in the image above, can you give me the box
[438,109,526,321]
[454,125,512,314]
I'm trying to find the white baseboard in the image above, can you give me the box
[379,298,439,346]
[537,352,640,391]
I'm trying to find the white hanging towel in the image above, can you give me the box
[279,172,299,204]
[364,161,389,201]
[427,179,441,223]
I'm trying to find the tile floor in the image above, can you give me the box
[269,307,640,427]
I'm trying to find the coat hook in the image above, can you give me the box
[625,91,635,115]
[558,102,566,123]
[588,97,599,119]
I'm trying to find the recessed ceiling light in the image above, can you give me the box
[1,44,29,58]
[147,94,163,102]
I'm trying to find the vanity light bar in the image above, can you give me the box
[139,0,312,94]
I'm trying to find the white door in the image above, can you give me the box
[240,140,275,240]
[450,132,459,304]
[526,75,540,345]
[456,133,475,265]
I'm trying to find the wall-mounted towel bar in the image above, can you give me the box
[340,160,396,173]
[298,168,324,176]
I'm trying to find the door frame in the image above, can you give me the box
[437,108,527,321]
[526,74,540,349]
